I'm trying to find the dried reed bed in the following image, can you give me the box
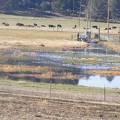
[88,70,120,76]
[0,64,49,73]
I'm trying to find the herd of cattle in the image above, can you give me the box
[91,25,117,30]
[2,22,63,30]
[1,22,118,31]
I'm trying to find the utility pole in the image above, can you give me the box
[104,84,106,101]
[79,0,82,33]
[119,27,120,42]
[73,0,75,16]
[89,0,92,30]
[107,0,110,41]
[98,26,101,41]
[86,6,89,30]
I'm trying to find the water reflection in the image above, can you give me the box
[78,75,120,88]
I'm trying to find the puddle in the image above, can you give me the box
[79,75,120,88]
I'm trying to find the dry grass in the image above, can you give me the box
[0,64,49,72]
[100,41,120,53]
[0,29,88,49]
[0,64,78,80]
[88,70,120,76]
[0,29,73,40]
[14,72,78,80]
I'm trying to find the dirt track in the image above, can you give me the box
[0,85,120,120]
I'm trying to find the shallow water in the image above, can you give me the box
[1,43,120,88]
[78,75,120,88]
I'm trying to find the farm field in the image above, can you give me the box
[0,13,120,119]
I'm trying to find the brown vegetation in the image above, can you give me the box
[88,70,120,76]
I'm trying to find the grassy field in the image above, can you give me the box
[0,13,120,34]
[100,41,120,53]
[0,13,119,51]
[0,14,89,50]
[0,28,88,50]
[0,78,118,94]
[64,57,103,64]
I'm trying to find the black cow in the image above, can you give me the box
[49,24,56,28]
[112,26,117,29]
[72,25,77,29]
[33,23,38,27]
[41,25,46,27]
[25,25,34,27]
[49,24,56,30]
[16,23,24,26]
[2,22,9,26]
[92,25,98,29]
[104,27,112,30]
[57,24,62,31]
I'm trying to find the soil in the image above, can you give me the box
[0,85,120,120]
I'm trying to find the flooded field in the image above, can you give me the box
[1,43,120,88]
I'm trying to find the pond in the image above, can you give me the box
[78,75,120,88]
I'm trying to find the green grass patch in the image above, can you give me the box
[64,58,103,64]
[0,78,118,94]
[63,53,120,63]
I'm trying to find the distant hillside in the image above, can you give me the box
[0,0,120,21]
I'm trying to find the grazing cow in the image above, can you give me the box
[41,25,46,27]
[49,24,56,30]
[25,25,34,27]
[57,24,62,28]
[104,28,107,30]
[16,23,24,27]
[112,26,117,29]
[72,25,77,29]
[2,22,9,26]
[92,25,98,29]
[33,23,37,27]
[49,24,56,28]
[40,44,45,47]
[57,24,62,31]
[104,27,111,30]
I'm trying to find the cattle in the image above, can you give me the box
[92,25,98,29]
[49,24,56,28]
[25,25,34,27]
[33,23,38,27]
[72,25,77,29]
[41,25,46,27]
[104,27,111,30]
[57,24,62,31]
[48,24,56,30]
[40,44,45,47]
[57,24,62,28]
[2,22,9,26]
[16,23,24,27]
[112,26,117,29]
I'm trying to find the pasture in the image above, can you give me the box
[0,13,120,34]
[0,13,120,119]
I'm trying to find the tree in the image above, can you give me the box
[111,0,120,19]
[91,0,108,21]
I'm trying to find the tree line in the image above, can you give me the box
[0,0,120,20]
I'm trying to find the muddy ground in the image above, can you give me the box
[0,85,120,120]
